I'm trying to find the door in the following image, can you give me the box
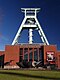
[0,55,4,68]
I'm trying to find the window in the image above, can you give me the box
[34,48,38,61]
[24,48,28,61]
[29,48,33,61]
[20,48,23,55]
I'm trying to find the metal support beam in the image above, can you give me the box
[29,29,33,44]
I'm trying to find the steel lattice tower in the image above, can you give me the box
[12,8,49,45]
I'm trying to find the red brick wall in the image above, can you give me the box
[4,45,20,66]
[44,45,57,65]
[56,51,60,69]
[0,51,4,56]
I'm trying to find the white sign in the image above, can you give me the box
[47,52,54,61]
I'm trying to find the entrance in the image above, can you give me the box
[0,55,4,68]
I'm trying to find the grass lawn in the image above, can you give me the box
[0,69,60,80]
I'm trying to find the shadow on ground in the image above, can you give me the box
[0,71,60,80]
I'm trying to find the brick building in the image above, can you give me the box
[0,44,60,69]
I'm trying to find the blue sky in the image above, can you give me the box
[0,0,60,50]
